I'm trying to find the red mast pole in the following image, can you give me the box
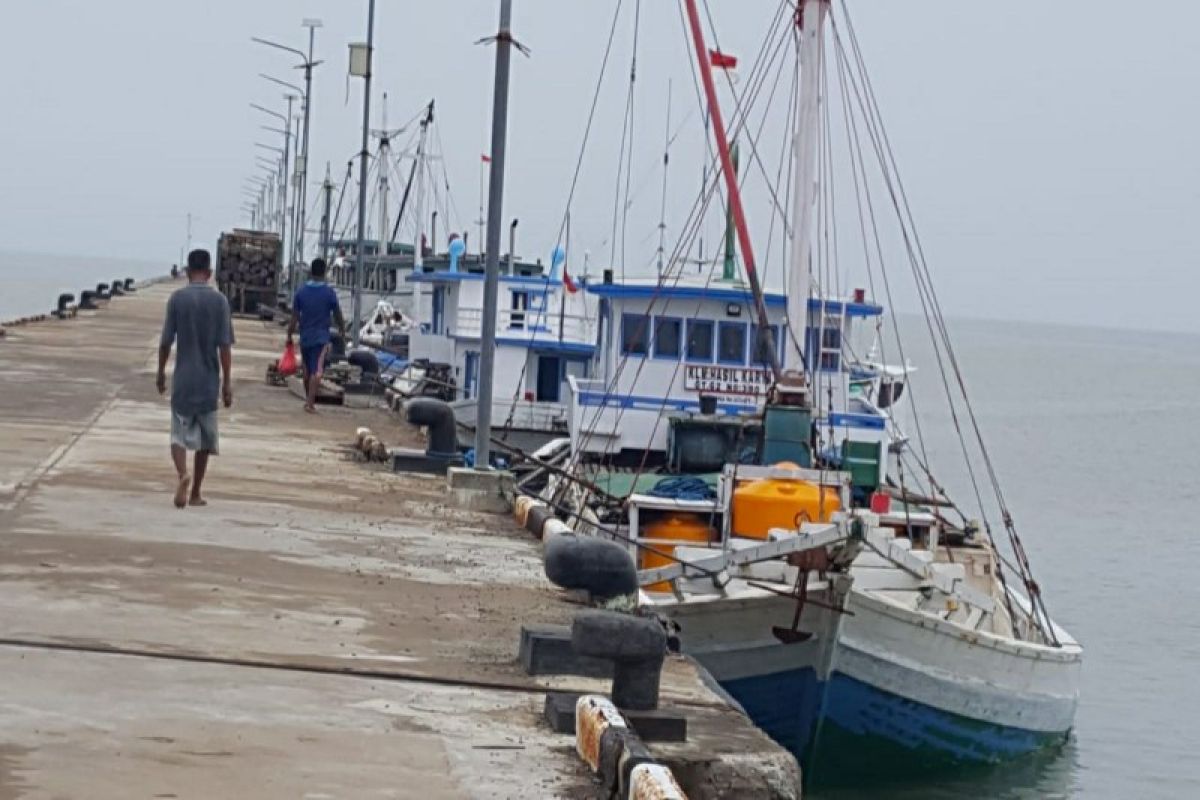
[681,0,779,377]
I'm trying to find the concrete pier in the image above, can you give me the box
[0,282,800,798]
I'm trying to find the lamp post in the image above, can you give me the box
[473,0,518,469]
[251,95,295,254]
[253,20,322,272]
[348,0,376,348]
[255,165,277,228]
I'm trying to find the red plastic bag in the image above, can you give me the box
[278,342,298,376]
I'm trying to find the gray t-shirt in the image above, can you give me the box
[160,283,235,416]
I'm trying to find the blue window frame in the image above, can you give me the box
[751,324,782,368]
[653,317,682,359]
[621,313,650,356]
[686,319,714,362]
[717,321,748,365]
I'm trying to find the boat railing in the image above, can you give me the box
[455,305,596,344]
[462,396,570,431]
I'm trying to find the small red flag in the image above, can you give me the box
[709,50,737,70]
[563,268,578,294]
[481,153,491,163]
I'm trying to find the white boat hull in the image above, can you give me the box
[677,579,1081,783]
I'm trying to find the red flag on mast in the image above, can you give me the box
[480,153,491,163]
[709,50,738,70]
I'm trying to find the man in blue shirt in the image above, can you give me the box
[287,258,346,412]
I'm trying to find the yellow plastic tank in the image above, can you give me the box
[640,514,716,593]
[732,466,841,540]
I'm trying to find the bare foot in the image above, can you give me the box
[304,404,318,414]
[174,474,191,509]
[188,495,208,507]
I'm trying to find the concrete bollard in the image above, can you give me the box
[525,504,554,539]
[628,763,687,800]
[512,495,534,527]
[575,694,627,773]
[574,694,684,799]
[572,610,667,711]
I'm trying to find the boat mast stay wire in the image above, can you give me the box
[611,0,642,282]
[484,0,627,433]
[701,0,797,245]
[622,26,803,490]
[563,13,798,495]
[549,3,800,499]
[832,3,1056,643]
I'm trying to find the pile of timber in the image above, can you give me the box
[216,229,281,315]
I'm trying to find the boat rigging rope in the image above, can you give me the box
[612,0,642,282]
[562,5,798,485]
[835,1,1057,644]
[569,16,792,466]
[489,0,626,431]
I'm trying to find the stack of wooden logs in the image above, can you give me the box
[217,239,278,290]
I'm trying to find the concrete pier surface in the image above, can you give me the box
[0,282,800,799]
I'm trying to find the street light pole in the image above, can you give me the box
[253,28,322,288]
[349,0,376,348]
[298,19,322,270]
[473,0,517,469]
[251,94,295,259]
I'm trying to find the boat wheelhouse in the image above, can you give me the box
[568,274,893,468]
[406,263,598,450]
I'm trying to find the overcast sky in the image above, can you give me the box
[1,1,1196,332]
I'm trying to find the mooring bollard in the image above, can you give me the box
[54,293,75,319]
[571,610,667,711]
[78,290,98,310]
[544,533,638,601]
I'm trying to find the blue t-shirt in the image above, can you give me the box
[293,281,339,348]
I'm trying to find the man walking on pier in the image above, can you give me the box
[157,249,234,508]
[287,258,345,413]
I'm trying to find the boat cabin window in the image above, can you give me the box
[718,322,748,365]
[621,312,650,356]
[432,287,445,335]
[686,319,714,362]
[654,317,681,359]
[509,291,529,330]
[806,325,842,372]
[751,324,781,367]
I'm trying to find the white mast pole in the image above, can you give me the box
[378,93,390,265]
[786,0,828,368]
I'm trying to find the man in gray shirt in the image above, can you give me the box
[157,249,234,508]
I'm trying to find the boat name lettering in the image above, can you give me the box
[684,365,771,396]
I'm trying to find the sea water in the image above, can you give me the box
[0,250,167,323]
[813,316,1200,798]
